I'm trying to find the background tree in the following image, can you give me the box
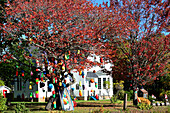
[0,0,8,54]
[0,80,5,86]
[0,62,15,87]
[0,0,7,24]
[144,60,170,100]
[100,0,170,105]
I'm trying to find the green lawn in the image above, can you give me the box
[75,99,111,103]
[3,100,170,113]
[10,102,47,104]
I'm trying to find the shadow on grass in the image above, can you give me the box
[77,103,123,107]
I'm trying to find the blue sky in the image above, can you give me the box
[93,0,109,5]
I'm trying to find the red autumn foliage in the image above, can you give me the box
[1,0,106,72]
[0,0,169,89]
[100,0,169,86]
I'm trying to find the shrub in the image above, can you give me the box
[14,103,30,113]
[125,90,133,101]
[113,81,125,100]
[160,90,170,101]
[111,95,118,103]
[0,92,7,112]
[148,95,156,102]
[113,80,124,90]
[137,103,152,110]
[118,90,125,100]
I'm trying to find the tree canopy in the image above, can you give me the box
[100,0,169,87]
[0,0,169,94]
[0,0,108,76]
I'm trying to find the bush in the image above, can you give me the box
[148,95,156,102]
[160,90,170,101]
[111,95,118,103]
[137,103,152,110]
[125,90,133,101]
[0,92,7,112]
[113,80,124,90]
[118,90,125,100]
[14,103,30,113]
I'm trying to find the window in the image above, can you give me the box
[76,84,79,90]
[20,77,22,91]
[17,76,22,91]
[17,77,19,91]
[89,81,91,87]
[108,78,110,89]
[98,78,101,89]
[99,91,101,96]
[103,78,106,89]
[47,81,52,92]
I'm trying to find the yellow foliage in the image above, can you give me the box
[114,80,124,90]
[120,80,124,83]
[138,97,151,105]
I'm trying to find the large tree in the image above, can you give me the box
[0,0,106,110]
[100,0,169,105]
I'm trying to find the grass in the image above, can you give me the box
[4,100,170,113]
[4,106,170,113]
[11,102,47,104]
[75,99,111,103]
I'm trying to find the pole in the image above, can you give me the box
[123,93,127,110]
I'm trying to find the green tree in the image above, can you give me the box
[0,80,4,86]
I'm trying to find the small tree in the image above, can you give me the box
[0,92,7,112]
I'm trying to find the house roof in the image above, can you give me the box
[86,70,109,78]
[95,70,108,76]
[140,88,148,93]
[86,72,98,78]
[0,86,11,91]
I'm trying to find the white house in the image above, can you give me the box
[14,66,113,101]
[69,65,113,101]
[14,54,113,101]
[14,76,55,102]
